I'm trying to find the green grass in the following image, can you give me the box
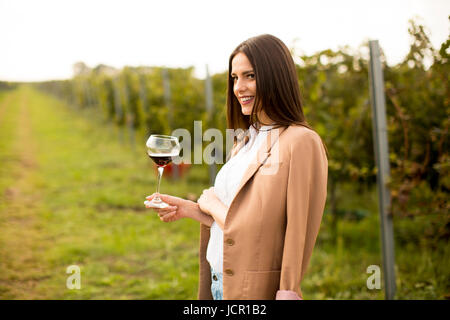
[0,86,207,299]
[0,86,448,300]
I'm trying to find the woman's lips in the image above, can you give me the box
[240,96,254,105]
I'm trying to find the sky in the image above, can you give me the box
[0,0,449,82]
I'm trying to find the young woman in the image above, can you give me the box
[145,34,328,300]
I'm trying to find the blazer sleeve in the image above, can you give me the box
[276,130,328,300]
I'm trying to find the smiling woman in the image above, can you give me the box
[200,34,328,300]
[230,54,257,117]
[146,34,329,301]
[226,34,314,132]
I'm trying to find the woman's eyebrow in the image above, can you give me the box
[231,69,254,76]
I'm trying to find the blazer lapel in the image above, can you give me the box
[233,126,287,202]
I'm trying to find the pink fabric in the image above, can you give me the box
[276,290,302,300]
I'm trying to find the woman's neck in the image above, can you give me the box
[255,111,275,128]
[252,121,275,130]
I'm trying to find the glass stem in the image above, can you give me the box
[154,166,164,202]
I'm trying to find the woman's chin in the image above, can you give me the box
[241,105,253,116]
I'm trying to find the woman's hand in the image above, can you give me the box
[197,187,220,216]
[145,193,214,226]
[197,187,228,230]
[145,193,190,222]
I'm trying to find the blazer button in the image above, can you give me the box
[225,269,234,276]
[226,238,235,246]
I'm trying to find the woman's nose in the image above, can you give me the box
[234,79,246,94]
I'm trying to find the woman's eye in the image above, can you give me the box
[248,73,255,79]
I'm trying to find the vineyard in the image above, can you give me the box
[0,20,448,299]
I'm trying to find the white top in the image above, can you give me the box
[206,124,274,273]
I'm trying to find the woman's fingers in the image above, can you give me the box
[154,206,177,216]
[158,193,182,206]
[144,194,182,223]
[160,210,177,222]
[145,193,181,206]
[144,193,156,207]
[145,193,157,200]
[144,193,174,209]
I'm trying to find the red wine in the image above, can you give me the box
[148,154,175,167]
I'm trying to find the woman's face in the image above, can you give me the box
[231,52,256,116]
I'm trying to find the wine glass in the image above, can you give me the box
[144,134,181,208]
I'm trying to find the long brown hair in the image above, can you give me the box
[226,34,327,154]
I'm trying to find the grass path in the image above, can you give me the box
[0,86,206,299]
[0,88,50,298]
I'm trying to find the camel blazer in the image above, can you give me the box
[198,124,328,300]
